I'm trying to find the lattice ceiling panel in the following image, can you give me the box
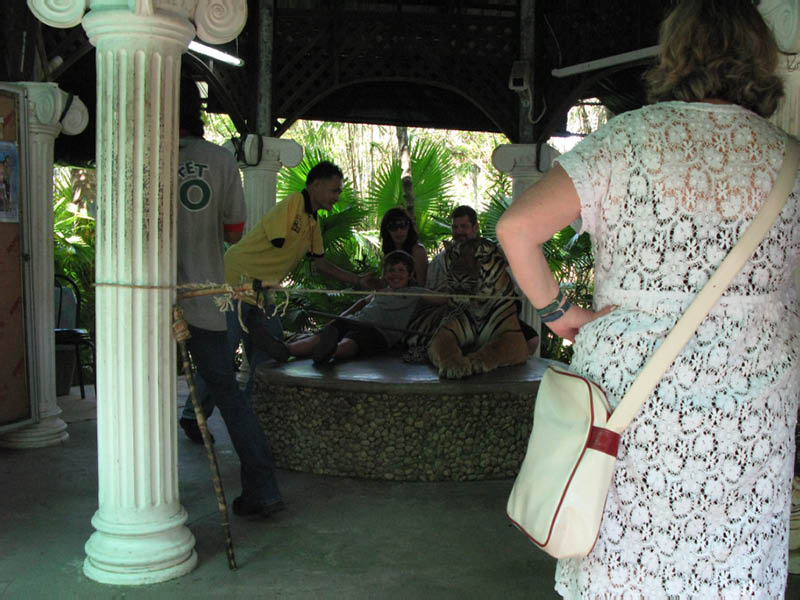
[272,7,520,138]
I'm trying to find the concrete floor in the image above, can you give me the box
[0,380,558,600]
[2,379,799,599]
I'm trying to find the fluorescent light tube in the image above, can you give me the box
[188,41,245,67]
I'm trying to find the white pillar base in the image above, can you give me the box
[84,509,197,585]
[0,405,69,448]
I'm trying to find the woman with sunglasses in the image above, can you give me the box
[379,207,428,285]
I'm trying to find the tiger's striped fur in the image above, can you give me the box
[404,237,529,378]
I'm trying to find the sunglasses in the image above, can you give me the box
[387,220,409,231]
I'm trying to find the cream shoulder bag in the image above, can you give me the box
[506,137,800,559]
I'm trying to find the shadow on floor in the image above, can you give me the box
[0,382,557,599]
[2,382,798,599]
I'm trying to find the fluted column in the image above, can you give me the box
[229,134,303,232]
[0,83,88,449]
[492,143,560,354]
[28,0,247,585]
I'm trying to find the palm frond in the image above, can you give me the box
[479,192,512,241]
[362,138,458,252]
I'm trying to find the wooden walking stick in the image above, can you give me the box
[171,305,237,570]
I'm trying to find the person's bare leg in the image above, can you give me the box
[287,333,321,357]
[333,338,359,361]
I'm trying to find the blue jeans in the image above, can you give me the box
[181,301,282,419]
[227,302,283,398]
[184,325,281,505]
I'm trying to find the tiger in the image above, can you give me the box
[403,237,529,379]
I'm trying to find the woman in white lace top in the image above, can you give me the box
[497,1,798,597]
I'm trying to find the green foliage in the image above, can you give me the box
[362,138,457,252]
[202,112,239,145]
[543,227,594,307]
[53,169,95,331]
[479,191,511,241]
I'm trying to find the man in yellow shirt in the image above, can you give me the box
[221,161,375,517]
[224,160,374,377]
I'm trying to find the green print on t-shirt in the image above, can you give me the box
[179,161,211,211]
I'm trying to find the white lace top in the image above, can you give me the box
[553,102,800,598]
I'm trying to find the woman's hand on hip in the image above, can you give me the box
[547,304,616,342]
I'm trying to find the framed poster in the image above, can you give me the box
[0,141,20,223]
[0,84,35,433]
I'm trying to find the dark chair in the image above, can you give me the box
[55,274,96,398]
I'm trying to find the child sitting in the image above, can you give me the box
[286,250,447,365]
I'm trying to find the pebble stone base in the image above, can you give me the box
[251,357,541,482]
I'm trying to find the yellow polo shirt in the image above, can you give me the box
[224,191,324,291]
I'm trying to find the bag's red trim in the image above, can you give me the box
[587,426,620,457]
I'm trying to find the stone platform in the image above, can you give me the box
[252,356,557,481]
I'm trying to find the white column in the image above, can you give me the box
[29,0,247,585]
[0,84,88,449]
[231,134,303,232]
[492,144,560,355]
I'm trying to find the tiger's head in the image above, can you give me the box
[444,237,515,309]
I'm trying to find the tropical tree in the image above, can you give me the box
[361,137,457,253]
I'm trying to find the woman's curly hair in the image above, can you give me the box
[645,0,784,118]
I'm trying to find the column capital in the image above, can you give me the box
[20,83,89,136]
[28,0,246,45]
[759,0,800,54]
[491,143,560,176]
[228,135,303,171]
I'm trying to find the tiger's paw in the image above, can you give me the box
[434,355,474,379]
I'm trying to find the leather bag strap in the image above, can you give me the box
[605,136,800,433]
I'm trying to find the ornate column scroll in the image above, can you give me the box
[27,0,246,585]
[759,1,800,54]
[0,83,88,449]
